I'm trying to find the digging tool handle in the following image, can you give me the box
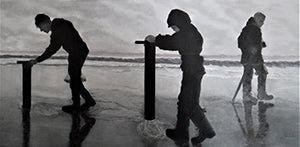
[135,40,147,44]
[232,73,244,103]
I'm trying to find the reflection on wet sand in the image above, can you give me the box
[244,101,274,147]
[233,101,274,147]
[21,109,96,147]
[68,112,96,147]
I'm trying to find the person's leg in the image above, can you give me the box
[190,75,215,145]
[76,53,96,111]
[243,64,253,97]
[62,58,82,112]
[191,114,215,146]
[79,82,95,103]
[70,78,81,107]
[255,64,273,100]
[78,80,96,111]
[243,64,257,104]
[166,73,192,142]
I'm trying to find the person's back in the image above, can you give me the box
[155,10,204,74]
[177,24,204,74]
[51,18,88,56]
[238,17,263,64]
[170,24,203,55]
[36,17,89,63]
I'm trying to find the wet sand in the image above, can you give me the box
[0,63,299,146]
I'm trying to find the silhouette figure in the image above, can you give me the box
[146,9,215,146]
[243,101,274,147]
[68,112,96,147]
[237,12,273,104]
[29,14,96,113]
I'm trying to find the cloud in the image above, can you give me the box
[1,0,298,57]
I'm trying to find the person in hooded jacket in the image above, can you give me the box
[146,9,215,146]
[238,12,273,104]
[28,14,96,113]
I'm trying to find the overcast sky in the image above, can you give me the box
[0,0,299,58]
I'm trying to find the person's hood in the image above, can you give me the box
[167,9,191,29]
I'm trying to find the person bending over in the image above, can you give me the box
[29,14,96,113]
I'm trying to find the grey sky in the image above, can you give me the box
[0,0,298,58]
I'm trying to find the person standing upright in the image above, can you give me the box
[238,12,273,104]
[146,9,215,146]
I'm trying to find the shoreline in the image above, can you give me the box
[0,55,299,68]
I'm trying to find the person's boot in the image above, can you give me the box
[257,72,273,100]
[62,99,80,113]
[243,94,258,104]
[168,100,190,145]
[80,99,96,112]
[257,91,273,100]
[191,117,215,146]
[62,104,80,113]
[166,128,189,146]
[243,81,257,104]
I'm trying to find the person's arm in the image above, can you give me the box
[155,34,180,51]
[36,33,61,63]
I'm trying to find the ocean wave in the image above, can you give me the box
[0,54,299,67]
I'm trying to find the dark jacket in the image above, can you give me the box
[155,9,205,74]
[36,18,89,63]
[238,17,264,64]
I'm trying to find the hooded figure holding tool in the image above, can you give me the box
[146,9,215,146]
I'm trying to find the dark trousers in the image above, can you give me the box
[176,72,206,132]
[68,52,94,106]
[243,64,268,96]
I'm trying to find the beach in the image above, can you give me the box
[0,58,299,147]
[1,0,299,146]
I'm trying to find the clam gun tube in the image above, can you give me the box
[135,40,156,120]
[17,61,32,110]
